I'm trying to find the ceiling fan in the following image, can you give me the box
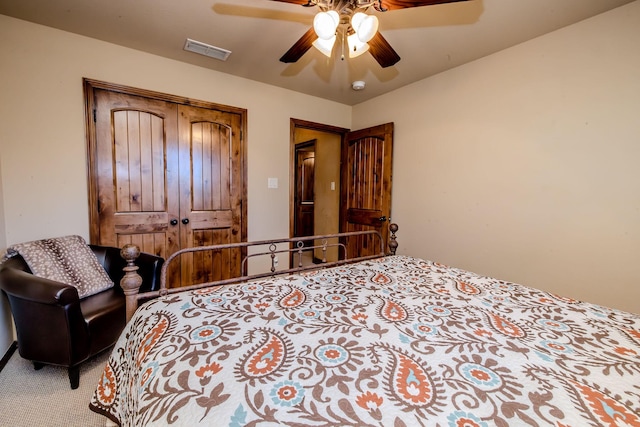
[271,0,469,68]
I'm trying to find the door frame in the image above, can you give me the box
[293,139,316,246]
[84,78,248,248]
[289,119,394,262]
[288,119,349,263]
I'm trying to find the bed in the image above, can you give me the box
[89,226,640,426]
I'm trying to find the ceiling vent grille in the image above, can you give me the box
[184,38,231,61]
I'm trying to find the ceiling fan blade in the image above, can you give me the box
[368,32,401,68]
[375,0,469,11]
[280,27,318,63]
[268,0,315,6]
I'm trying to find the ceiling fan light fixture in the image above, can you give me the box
[347,33,369,58]
[352,12,378,43]
[351,12,365,30]
[312,35,336,57]
[313,10,339,40]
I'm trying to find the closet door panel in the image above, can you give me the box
[93,89,180,261]
[176,105,244,287]
[87,80,247,290]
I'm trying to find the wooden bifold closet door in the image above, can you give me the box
[85,80,247,288]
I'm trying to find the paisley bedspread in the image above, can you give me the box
[89,255,640,426]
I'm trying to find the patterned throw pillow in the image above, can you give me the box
[6,235,114,299]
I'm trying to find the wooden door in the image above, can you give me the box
[92,88,181,260]
[340,123,394,257]
[294,141,315,246]
[176,104,244,286]
[86,80,247,288]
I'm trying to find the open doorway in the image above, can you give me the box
[293,140,316,248]
[289,119,394,266]
[289,119,348,266]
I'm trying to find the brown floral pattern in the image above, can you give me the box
[89,256,640,426]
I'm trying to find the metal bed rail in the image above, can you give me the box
[120,224,398,321]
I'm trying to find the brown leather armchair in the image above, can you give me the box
[0,244,163,389]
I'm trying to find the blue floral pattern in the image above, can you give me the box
[90,256,640,427]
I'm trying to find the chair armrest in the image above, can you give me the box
[0,260,90,367]
[134,251,164,292]
[0,267,79,306]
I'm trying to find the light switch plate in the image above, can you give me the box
[268,177,278,189]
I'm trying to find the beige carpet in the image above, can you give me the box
[0,347,111,427]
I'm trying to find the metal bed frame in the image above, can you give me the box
[120,223,398,321]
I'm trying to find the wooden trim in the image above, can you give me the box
[83,78,248,254]
[84,79,100,243]
[0,341,17,374]
[291,118,350,135]
[83,78,248,115]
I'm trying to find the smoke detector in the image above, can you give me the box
[184,38,231,61]
[352,80,366,91]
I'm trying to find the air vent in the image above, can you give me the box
[184,38,231,61]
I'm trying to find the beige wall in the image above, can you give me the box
[312,134,341,237]
[0,15,351,344]
[0,0,638,358]
[0,14,351,249]
[0,158,13,353]
[353,1,640,314]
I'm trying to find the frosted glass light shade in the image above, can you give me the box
[313,11,339,40]
[347,33,369,58]
[313,35,336,57]
[351,12,366,31]
[351,12,378,43]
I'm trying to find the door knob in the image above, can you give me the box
[170,219,178,226]
[182,218,190,225]
[379,216,387,222]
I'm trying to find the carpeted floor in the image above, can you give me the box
[0,347,111,427]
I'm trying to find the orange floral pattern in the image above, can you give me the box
[94,364,117,406]
[89,256,640,426]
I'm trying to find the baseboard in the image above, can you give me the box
[0,341,18,373]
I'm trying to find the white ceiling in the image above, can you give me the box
[0,0,633,105]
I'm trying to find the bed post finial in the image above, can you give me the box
[120,244,143,322]
[388,223,398,255]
